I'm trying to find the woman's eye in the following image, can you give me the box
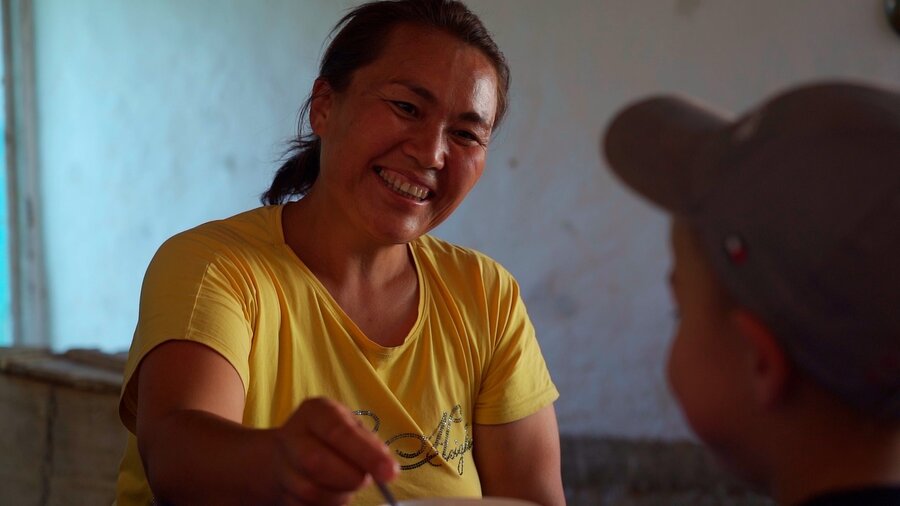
[392,101,417,116]
[455,130,483,145]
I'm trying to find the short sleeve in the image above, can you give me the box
[118,232,255,432]
[473,263,559,425]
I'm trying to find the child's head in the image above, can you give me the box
[602,81,900,493]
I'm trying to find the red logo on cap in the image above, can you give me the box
[724,235,748,265]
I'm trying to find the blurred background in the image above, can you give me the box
[2,0,899,504]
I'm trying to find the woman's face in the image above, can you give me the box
[309,23,499,245]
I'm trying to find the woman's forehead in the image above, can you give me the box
[353,24,499,114]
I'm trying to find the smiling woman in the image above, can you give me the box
[115,2,564,506]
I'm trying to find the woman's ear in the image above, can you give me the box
[731,310,791,409]
[309,79,334,136]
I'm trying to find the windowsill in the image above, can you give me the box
[0,346,125,393]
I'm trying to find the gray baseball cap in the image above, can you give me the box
[602,81,900,419]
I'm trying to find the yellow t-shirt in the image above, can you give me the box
[116,205,558,505]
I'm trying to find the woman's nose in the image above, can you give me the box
[402,123,448,170]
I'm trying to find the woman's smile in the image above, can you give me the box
[375,167,433,202]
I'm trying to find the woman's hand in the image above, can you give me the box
[273,397,399,505]
[136,341,397,506]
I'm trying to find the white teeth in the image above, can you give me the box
[377,169,430,201]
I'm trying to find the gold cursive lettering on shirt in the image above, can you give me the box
[353,404,473,475]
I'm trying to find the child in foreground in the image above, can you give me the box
[603,81,900,505]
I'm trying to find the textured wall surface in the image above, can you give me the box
[0,348,125,506]
[30,1,900,440]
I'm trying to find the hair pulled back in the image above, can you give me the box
[261,0,510,205]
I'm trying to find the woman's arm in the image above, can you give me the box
[473,404,566,506]
[136,340,398,505]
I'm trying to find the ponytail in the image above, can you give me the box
[260,102,320,205]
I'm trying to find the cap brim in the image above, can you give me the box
[602,95,731,214]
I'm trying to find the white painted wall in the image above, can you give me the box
[34,0,350,346]
[33,0,900,438]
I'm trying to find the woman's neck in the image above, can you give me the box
[281,198,413,290]
[280,198,420,347]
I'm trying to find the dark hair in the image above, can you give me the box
[261,0,510,205]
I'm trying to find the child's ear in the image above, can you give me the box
[731,309,791,409]
[309,79,334,136]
